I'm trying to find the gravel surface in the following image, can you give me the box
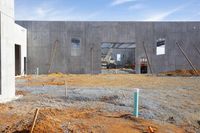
[12,74,200,132]
[15,83,200,132]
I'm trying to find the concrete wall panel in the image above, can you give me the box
[0,12,15,99]
[14,24,27,75]
[0,0,27,101]
[16,21,200,74]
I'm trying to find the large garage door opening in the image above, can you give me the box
[15,44,21,76]
[101,42,136,74]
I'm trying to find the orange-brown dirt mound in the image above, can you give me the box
[160,70,200,76]
[16,90,29,96]
[1,108,185,133]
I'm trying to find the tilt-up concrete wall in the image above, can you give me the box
[16,21,200,74]
[0,0,27,102]
[0,0,15,100]
[16,21,136,74]
[135,22,200,74]
[14,24,27,75]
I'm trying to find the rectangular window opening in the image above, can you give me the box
[71,38,81,56]
[156,39,166,55]
[117,54,121,62]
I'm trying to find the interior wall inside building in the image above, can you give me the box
[14,24,27,75]
[101,48,135,67]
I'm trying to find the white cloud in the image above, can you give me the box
[15,2,102,21]
[16,1,76,20]
[111,0,136,6]
[145,6,184,21]
[129,4,145,10]
[35,7,54,17]
[144,1,197,21]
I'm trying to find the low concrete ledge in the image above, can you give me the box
[0,95,23,103]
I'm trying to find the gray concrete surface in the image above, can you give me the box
[135,22,200,74]
[16,21,136,74]
[16,21,200,74]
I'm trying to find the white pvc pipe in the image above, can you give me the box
[133,88,140,117]
[36,67,39,75]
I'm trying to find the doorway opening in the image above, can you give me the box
[140,57,148,74]
[101,42,136,74]
[24,57,27,75]
[15,44,21,76]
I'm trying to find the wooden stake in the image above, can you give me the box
[91,47,94,75]
[30,108,40,133]
[48,40,59,73]
[176,42,199,76]
[148,126,155,133]
[193,44,200,56]
[142,41,153,74]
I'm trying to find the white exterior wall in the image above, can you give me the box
[0,0,27,101]
[0,0,15,100]
[14,24,27,75]
[0,0,14,18]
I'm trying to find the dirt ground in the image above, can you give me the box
[0,105,184,133]
[0,74,200,132]
[16,73,200,89]
[160,70,200,76]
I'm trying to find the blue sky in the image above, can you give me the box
[15,0,200,21]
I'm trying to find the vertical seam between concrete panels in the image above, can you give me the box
[0,12,1,95]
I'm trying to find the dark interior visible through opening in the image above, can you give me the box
[15,44,21,76]
[24,57,27,75]
[141,65,148,74]
[140,57,148,74]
